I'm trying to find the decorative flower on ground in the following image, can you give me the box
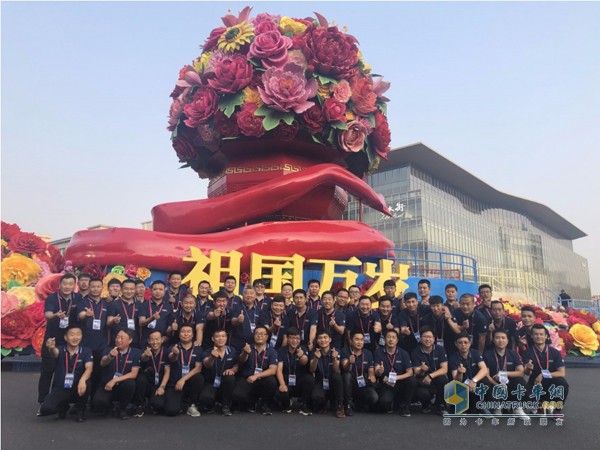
[1,291,19,318]
[593,322,600,335]
[569,323,599,356]
[24,300,46,329]
[136,267,151,281]
[35,273,62,301]
[258,63,317,114]
[557,329,575,352]
[7,286,37,309]
[1,253,42,290]
[125,264,138,279]
[217,22,254,53]
[7,232,47,256]
[32,326,46,357]
[1,309,36,349]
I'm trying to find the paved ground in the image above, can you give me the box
[1,368,598,450]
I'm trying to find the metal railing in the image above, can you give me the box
[386,248,478,283]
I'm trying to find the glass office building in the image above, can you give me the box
[345,143,591,303]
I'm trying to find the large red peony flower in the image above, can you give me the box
[371,112,391,158]
[213,110,240,137]
[236,102,265,137]
[322,98,346,122]
[272,121,299,141]
[1,309,36,349]
[25,300,46,328]
[7,231,47,255]
[557,329,575,351]
[173,134,199,162]
[301,105,326,134]
[32,325,46,357]
[183,87,219,128]
[301,26,359,78]
[1,221,21,241]
[35,273,62,302]
[207,53,253,94]
[81,262,105,280]
[569,309,598,326]
[351,77,378,115]
[48,244,64,272]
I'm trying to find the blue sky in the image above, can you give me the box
[2,1,599,293]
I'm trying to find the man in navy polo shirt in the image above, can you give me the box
[422,295,455,357]
[275,327,314,415]
[165,323,204,417]
[168,293,204,347]
[417,279,432,306]
[307,279,322,311]
[483,329,528,419]
[233,325,278,415]
[346,295,379,353]
[411,326,449,415]
[231,285,261,351]
[139,280,173,348]
[253,278,271,312]
[449,332,490,415]
[383,279,403,311]
[448,293,488,354]
[223,275,242,309]
[486,300,518,350]
[517,305,537,355]
[204,291,234,348]
[309,329,345,418]
[374,296,400,348]
[38,326,93,423]
[444,284,460,310]
[38,273,79,409]
[284,289,317,350]
[258,295,287,349]
[107,279,142,348]
[312,291,346,350]
[93,329,141,419]
[77,277,108,399]
[164,271,188,312]
[132,330,171,417]
[335,288,355,315]
[280,282,294,310]
[523,324,569,415]
[478,284,494,325]
[374,329,416,416]
[340,331,377,416]
[200,329,239,416]
[107,278,122,303]
[399,292,428,354]
[134,279,146,302]
[77,273,91,300]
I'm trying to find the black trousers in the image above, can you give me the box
[133,372,170,413]
[232,376,277,408]
[484,377,523,403]
[274,373,315,408]
[342,372,378,408]
[416,374,448,407]
[162,374,204,416]
[38,345,58,403]
[311,372,343,410]
[39,381,91,416]
[199,375,236,408]
[90,349,104,401]
[376,376,418,411]
[92,379,136,412]
[527,376,569,405]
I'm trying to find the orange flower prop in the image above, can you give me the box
[569,323,599,356]
[102,273,126,298]
[7,286,37,309]
[136,267,151,281]
[1,253,41,290]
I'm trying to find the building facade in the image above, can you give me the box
[345,143,591,303]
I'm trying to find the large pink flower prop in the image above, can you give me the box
[339,120,368,153]
[207,54,253,93]
[258,63,317,114]
[249,31,292,69]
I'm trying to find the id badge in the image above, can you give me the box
[388,371,397,384]
[127,319,135,330]
[363,333,371,344]
[269,334,278,348]
[213,376,222,388]
[148,319,157,329]
[301,329,305,340]
[92,319,101,330]
[379,335,385,347]
[113,372,122,379]
[323,378,330,391]
[254,367,263,376]
[413,331,421,343]
[250,323,256,333]
[64,373,74,388]
[464,378,471,386]
[437,339,444,348]
[182,365,190,376]
[541,369,552,379]
[59,317,69,329]
[499,371,509,384]
[154,372,160,386]
[357,375,366,388]
[288,374,297,386]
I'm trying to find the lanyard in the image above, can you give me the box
[121,300,136,320]
[180,310,195,324]
[180,344,195,368]
[65,347,81,374]
[359,313,371,334]
[386,349,398,372]
[408,313,419,335]
[243,304,258,324]
[151,348,163,374]
[287,351,297,375]
[149,301,165,317]
[254,348,267,370]
[435,315,445,339]
[88,299,103,320]
[295,312,307,333]
[318,351,332,378]
[534,346,549,370]
[380,313,392,328]
[494,351,507,372]
[321,310,335,329]
[215,347,229,376]
[460,350,473,377]
[115,349,131,374]
[217,309,229,330]
[58,295,73,315]
[420,347,436,371]
[494,317,505,331]
[352,352,365,377]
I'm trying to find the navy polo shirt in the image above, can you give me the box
[374,310,400,347]
[398,309,427,352]
[107,299,141,343]
[170,310,204,344]
[452,309,488,347]
[226,294,242,310]
[43,293,79,345]
[100,347,141,384]
[410,345,448,374]
[77,297,109,351]
[483,348,523,377]
[52,345,93,390]
[163,285,188,311]
[203,306,234,346]
[257,310,287,349]
[422,312,456,355]
[487,316,519,349]
[340,348,374,380]
[346,310,377,347]
[284,308,317,345]
[201,346,238,383]
[307,297,321,311]
[449,349,485,379]
[374,347,412,377]
[478,305,493,325]
[315,309,345,349]
[240,346,278,377]
[195,297,214,321]
[517,327,534,351]
[309,349,339,381]
[140,300,174,344]
[522,345,565,380]
[277,345,309,379]
[255,298,271,313]
[167,344,203,386]
[140,347,170,386]
[231,304,261,350]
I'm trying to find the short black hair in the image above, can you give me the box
[429,295,444,305]
[107,278,122,287]
[383,279,396,288]
[150,280,166,288]
[418,279,431,287]
[403,292,418,301]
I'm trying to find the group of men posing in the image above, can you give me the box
[37,274,569,422]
